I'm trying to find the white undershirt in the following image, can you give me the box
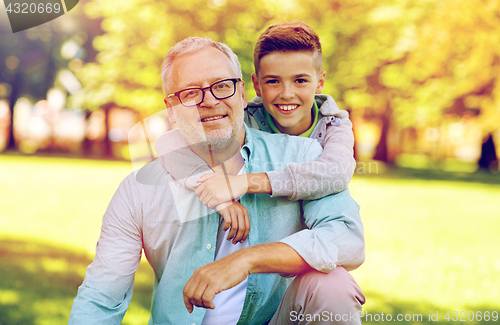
[201,167,248,325]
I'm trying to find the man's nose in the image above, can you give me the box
[200,89,219,107]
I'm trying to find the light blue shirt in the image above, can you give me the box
[68,124,364,325]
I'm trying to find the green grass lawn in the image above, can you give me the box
[349,168,500,324]
[1,155,499,324]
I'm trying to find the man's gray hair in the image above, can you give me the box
[161,37,243,95]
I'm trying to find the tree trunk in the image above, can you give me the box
[478,133,498,171]
[373,109,394,164]
[102,104,114,158]
[6,71,22,150]
[82,110,92,157]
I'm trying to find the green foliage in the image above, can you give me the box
[70,0,391,112]
[71,0,500,132]
[2,0,498,133]
[389,0,500,130]
[0,1,102,103]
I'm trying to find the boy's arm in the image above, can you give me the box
[265,115,355,201]
[195,116,355,205]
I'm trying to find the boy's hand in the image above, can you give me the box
[195,173,248,209]
[216,201,250,244]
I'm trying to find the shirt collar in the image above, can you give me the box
[241,122,253,161]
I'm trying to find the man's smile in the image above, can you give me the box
[200,114,228,122]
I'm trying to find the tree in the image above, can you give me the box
[377,0,500,163]
[70,0,500,165]
[0,0,102,151]
[69,0,400,114]
[478,133,498,171]
[0,26,61,149]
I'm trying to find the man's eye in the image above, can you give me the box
[182,90,200,99]
[215,82,231,89]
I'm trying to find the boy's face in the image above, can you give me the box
[252,51,325,136]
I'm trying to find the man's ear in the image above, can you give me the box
[164,98,176,123]
[315,70,326,94]
[240,80,247,108]
[251,73,262,97]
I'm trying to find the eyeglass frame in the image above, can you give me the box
[165,78,242,107]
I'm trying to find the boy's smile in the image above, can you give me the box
[252,51,325,136]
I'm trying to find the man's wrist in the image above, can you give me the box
[239,243,311,275]
[229,248,255,275]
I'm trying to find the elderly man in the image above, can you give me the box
[69,37,365,325]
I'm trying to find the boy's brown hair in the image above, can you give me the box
[253,20,323,76]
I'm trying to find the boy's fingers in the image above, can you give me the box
[233,212,246,244]
[242,210,251,243]
[194,183,204,197]
[196,186,208,204]
[223,215,231,231]
[196,173,210,183]
[227,212,237,241]
[201,192,211,207]
[199,172,218,182]
[208,198,217,210]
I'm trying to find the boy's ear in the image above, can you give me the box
[251,73,262,97]
[164,98,177,123]
[315,70,326,94]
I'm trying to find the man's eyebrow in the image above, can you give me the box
[180,77,233,88]
[177,82,201,89]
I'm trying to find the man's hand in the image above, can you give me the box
[196,173,248,209]
[217,201,251,244]
[183,251,251,313]
[183,243,312,313]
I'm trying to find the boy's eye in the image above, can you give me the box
[296,79,309,84]
[265,79,279,84]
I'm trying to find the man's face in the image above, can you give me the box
[166,47,246,150]
[252,51,325,136]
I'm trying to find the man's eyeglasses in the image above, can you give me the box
[166,78,242,107]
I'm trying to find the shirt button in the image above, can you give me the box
[206,244,212,250]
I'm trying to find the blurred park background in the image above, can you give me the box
[1,0,500,324]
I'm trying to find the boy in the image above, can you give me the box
[195,20,355,211]
[164,21,355,244]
